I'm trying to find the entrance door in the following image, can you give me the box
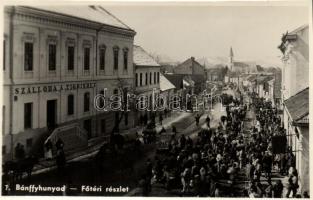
[47,100,57,129]
[84,119,92,139]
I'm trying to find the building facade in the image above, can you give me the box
[279,25,309,194]
[173,57,207,94]
[133,45,160,121]
[2,6,136,160]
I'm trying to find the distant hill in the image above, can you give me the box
[149,52,180,66]
[196,57,229,68]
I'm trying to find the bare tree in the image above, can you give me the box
[111,78,136,134]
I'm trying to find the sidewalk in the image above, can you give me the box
[242,98,290,197]
[31,111,193,176]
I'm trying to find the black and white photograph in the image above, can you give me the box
[1,0,311,197]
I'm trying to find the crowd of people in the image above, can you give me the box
[138,92,307,198]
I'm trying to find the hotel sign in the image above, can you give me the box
[14,82,96,95]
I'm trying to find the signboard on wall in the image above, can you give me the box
[14,82,96,95]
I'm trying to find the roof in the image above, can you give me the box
[183,79,191,87]
[274,70,282,99]
[189,74,206,84]
[226,70,241,77]
[163,74,184,89]
[257,76,274,84]
[133,45,160,67]
[285,87,309,123]
[289,24,309,35]
[206,67,225,74]
[183,76,195,87]
[247,74,258,82]
[233,61,250,68]
[160,74,176,92]
[26,6,133,31]
[174,57,205,74]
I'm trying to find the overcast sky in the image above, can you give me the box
[106,3,308,66]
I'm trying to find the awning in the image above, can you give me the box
[160,74,176,92]
[284,87,309,124]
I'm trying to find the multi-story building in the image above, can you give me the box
[173,57,207,94]
[2,6,136,160]
[279,24,309,194]
[133,45,160,121]
[206,65,227,82]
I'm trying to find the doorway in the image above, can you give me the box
[47,99,57,129]
[84,119,92,139]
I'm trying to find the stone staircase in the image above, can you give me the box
[44,123,88,153]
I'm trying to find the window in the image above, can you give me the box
[99,90,105,108]
[2,146,6,155]
[99,48,106,70]
[154,72,156,84]
[140,73,142,86]
[123,48,128,70]
[124,112,128,125]
[84,47,90,70]
[150,72,152,84]
[84,119,91,139]
[68,46,74,70]
[145,72,148,85]
[84,92,90,112]
[157,72,160,83]
[113,47,119,70]
[67,94,74,115]
[3,40,6,71]
[2,106,5,136]
[48,44,56,71]
[24,103,33,129]
[135,73,138,87]
[101,119,106,134]
[26,138,33,148]
[24,42,33,71]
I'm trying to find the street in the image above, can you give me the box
[4,95,227,196]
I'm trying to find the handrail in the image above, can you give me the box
[44,123,82,145]
[76,126,88,143]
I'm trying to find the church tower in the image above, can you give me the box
[229,47,234,71]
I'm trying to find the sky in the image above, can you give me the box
[105,3,309,67]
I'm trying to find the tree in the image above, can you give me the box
[111,78,135,134]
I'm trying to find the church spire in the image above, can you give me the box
[229,47,234,71]
[230,46,234,57]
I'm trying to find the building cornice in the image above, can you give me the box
[3,77,134,86]
[135,65,161,69]
[8,6,136,38]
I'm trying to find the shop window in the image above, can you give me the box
[101,119,106,134]
[2,146,6,155]
[67,94,74,115]
[84,92,90,112]
[24,103,33,129]
[26,138,33,148]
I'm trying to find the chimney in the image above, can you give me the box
[191,57,195,61]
